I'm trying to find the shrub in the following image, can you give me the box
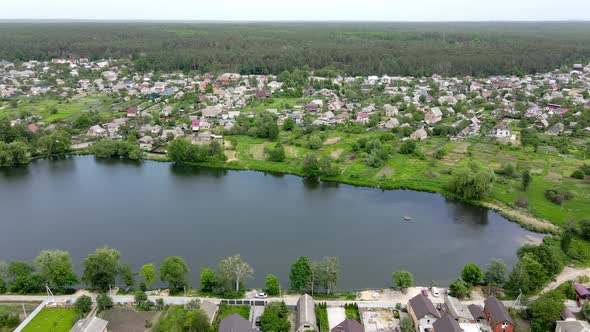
[544,189,574,205]
[399,140,417,154]
[75,295,92,316]
[96,293,113,312]
[571,169,585,179]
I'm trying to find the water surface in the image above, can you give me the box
[0,156,541,289]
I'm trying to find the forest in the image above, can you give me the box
[1,22,590,76]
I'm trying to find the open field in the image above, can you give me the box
[21,307,77,332]
[100,307,159,332]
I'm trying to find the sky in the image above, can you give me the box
[2,0,590,21]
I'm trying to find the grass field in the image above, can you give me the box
[21,307,77,332]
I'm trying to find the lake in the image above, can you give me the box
[0,156,542,289]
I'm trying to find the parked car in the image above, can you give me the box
[255,292,268,298]
[431,287,440,297]
[421,288,428,297]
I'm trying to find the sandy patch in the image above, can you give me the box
[324,137,341,145]
[482,201,559,233]
[330,148,344,159]
[544,172,563,182]
[224,150,238,162]
[249,144,265,161]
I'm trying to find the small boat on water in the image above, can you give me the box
[403,216,412,221]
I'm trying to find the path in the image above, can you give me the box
[542,266,590,293]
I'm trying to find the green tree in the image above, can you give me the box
[184,309,210,332]
[282,118,296,131]
[578,219,590,240]
[507,254,547,294]
[400,317,414,332]
[448,162,495,200]
[484,259,507,287]
[96,293,113,312]
[302,154,321,180]
[317,257,339,294]
[119,264,136,289]
[289,256,312,291]
[141,263,157,289]
[529,290,564,332]
[34,250,78,291]
[265,274,280,296]
[160,257,189,293]
[199,268,216,293]
[399,140,417,154]
[38,130,71,157]
[392,270,414,292]
[82,247,121,292]
[74,295,92,316]
[134,290,152,310]
[216,254,254,293]
[260,301,290,332]
[449,279,470,299]
[461,263,483,286]
[8,261,44,294]
[266,141,285,162]
[521,170,532,190]
[0,261,7,293]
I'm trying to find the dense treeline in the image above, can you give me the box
[1,22,590,76]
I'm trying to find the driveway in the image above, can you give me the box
[251,305,265,330]
[327,307,346,330]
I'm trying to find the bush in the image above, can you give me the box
[434,149,447,160]
[265,274,280,296]
[265,142,286,162]
[344,303,360,321]
[75,295,92,316]
[398,140,416,154]
[315,302,329,332]
[571,169,585,179]
[96,293,113,312]
[544,189,574,205]
[260,301,290,332]
[0,312,20,328]
[515,197,529,209]
[495,163,517,177]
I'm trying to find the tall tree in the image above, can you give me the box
[199,268,216,293]
[484,259,507,287]
[34,250,78,291]
[461,263,483,286]
[265,274,280,296]
[216,254,254,293]
[82,247,121,292]
[160,256,189,293]
[289,256,312,291]
[317,256,339,295]
[140,263,157,289]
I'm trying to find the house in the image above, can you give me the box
[127,107,138,117]
[202,105,223,118]
[411,128,428,141]
[490,124,511,138]
[432,315,461,332]
[87,125,107,138]
[331,318,365,332]
[546,123,564,136]
[384,104,399,117]
[574,283,590,307]
[425,107,443,124]
[445,295,475,323]
[27,124,39,133]
[408,293,441,332]
[218,313,254,332]
[255,90,271,98]
[70,316,108,332]
[356,112,369,125]
[467,304,486,323]
[191,119,201,132]
[296,294,317,332]
[484,297,513,332]
[384,118,400,129]
[305,103,320,113]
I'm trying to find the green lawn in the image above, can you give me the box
[21,307,77,332]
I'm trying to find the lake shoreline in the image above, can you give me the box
[137,152,559,235]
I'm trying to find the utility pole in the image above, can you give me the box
[22,304,27,319]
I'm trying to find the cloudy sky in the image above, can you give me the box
[2,0,590,21]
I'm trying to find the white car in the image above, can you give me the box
[431,287,441,297]
[255,292,268,298]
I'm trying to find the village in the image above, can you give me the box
[1,58,590,155]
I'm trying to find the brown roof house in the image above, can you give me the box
[408,293,441,332]
[484,297,513,332]
[425,107,443,124]
[432,315,461,332]
[331,318,365,332]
